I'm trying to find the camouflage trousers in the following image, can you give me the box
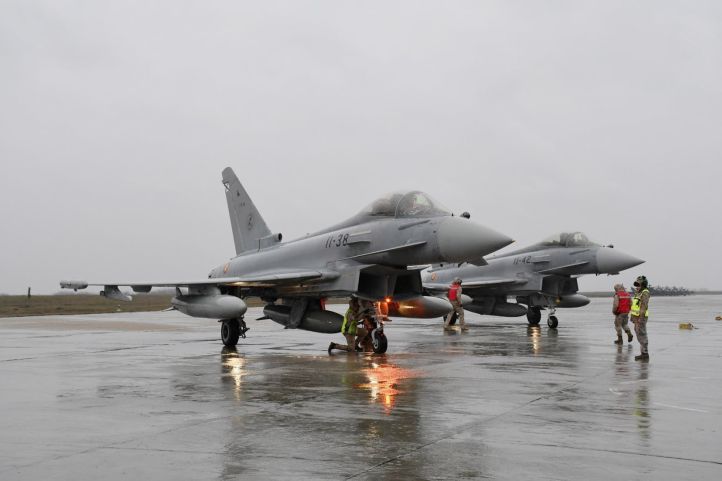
[632,316,648,354]
[334,330,366,352]
[614,313,632,336]
[444,300,465,327]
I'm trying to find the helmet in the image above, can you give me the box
[453,277,462,284]
[633,275,648,289]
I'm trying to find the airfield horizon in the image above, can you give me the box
[1,292,720,319]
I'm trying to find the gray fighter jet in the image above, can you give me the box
[422,231,644,328]
[62,167,512,351]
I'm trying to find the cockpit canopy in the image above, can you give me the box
[539,232,598,248]
[358,191,452,218]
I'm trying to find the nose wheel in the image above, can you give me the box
[546,303,559,329]
[371,329,388,354]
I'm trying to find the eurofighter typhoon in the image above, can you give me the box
[423,231,644,328]
[62,168,512,351]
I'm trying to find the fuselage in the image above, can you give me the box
[425,242,644,299]
[211,214,512,299]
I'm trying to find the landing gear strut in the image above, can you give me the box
[546,306,558,329]
[221,317,248,347]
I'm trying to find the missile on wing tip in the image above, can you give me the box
[60,280,88,291]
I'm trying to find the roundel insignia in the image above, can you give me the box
[223,263,230,274]
[431,272,437,281]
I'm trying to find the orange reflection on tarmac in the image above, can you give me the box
[222,349,247,401]
[528,326,541,354]
[358,361,419,414]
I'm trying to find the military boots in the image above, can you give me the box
[614,334,623,345]
[627,331,634,342]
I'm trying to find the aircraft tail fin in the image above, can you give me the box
[222,167,272,255]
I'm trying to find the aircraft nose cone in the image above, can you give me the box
[596,248,645,274]
[437,217,513,263]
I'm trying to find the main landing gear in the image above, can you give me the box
[220,317,248,347]
[526,306,541,326]
[526,305,558,329]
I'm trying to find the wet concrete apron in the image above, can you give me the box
[1,296,721,480]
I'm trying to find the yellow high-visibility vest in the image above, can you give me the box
[631,289,650,318]
[341,308,357,335]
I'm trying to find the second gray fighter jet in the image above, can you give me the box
[423,231,644,328]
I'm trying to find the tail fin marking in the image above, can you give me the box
[222,167,272,255]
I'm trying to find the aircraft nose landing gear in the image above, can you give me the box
[371,329,388,354]
[546,306,559,329]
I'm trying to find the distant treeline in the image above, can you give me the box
[647,285,693,296]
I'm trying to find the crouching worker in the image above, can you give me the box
[328,298,366,353]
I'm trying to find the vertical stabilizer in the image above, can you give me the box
[222,167,272,254]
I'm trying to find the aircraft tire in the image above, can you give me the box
[372,330,388,354]
[527,307,542,325]
[221,319,240,347]
[547,316,559,329]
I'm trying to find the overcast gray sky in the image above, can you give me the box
[1,1,720,294]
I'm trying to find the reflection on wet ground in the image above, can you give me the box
[1,296,721,480]
[358,359,420,414]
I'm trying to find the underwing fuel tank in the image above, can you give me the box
[555,294,591,308]
[386,296,453,318]
[490,303,528,317]
[263,305,343,333]
[59,280,89,291]
[464,298,528,317]
[171,295,247,319]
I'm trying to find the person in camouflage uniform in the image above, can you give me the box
[612,283,634,344]
[630,275,651,361]
[444,277,467,331]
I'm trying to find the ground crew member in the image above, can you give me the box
[444,277,467,331]
[630,275,651,361]
[328,298,364,353]
[612,283,634,344]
